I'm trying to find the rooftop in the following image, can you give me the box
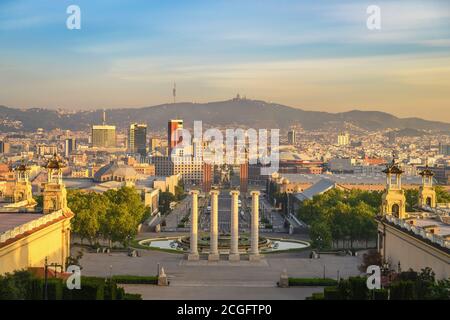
[279,173,423,185]
[0,213,43,234]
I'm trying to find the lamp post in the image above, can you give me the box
[43,256,63,300]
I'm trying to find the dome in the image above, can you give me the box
[94,161,138,182]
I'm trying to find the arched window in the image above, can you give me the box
[426,197,432,206]
[392,204,400,218]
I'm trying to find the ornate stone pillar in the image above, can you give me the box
[250,190,260,261]
[229,190,240,261]
[208,189,220,261]
[188,190,200,261]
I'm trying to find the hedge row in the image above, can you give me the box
[112,275,158,285]
[288,278,338,287]
[3,275,142,300]
[310,277,389,300]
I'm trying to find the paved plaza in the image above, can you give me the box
[77,245,364,300]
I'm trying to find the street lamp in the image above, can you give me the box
[43,256,63,300]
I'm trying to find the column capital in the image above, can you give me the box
[210,189,220,196]
[251,190,260,196]
[229,190,240,196]
[190,189,200,195]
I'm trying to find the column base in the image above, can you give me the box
[187,253,199,261]
[249,254,260,262]
[228,253,240,261]
[208,253,220,261]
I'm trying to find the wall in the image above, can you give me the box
[0,216,71,275]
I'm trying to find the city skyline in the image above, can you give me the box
[1,0,450,122]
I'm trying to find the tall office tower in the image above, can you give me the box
[287,130,296,145]
[0,140,10,154]
[129,123,148,158]
[91,110,116,148]
[65,138,76,158]
[337,133,350,146]
[438,143,450,156]
[149,138,162,153]
[168,119,183,155]
[91,125,116,148]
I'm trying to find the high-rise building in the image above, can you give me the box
[287,130,296,145]
[438,143,450,156]
[129,123,147,158]
[92,125,116,148]
[149,138,162,153]
[0,140,10,154]
[168,119,183,155]
[92,111,116,149]
[65,138,76,158]
[337,133,350,146]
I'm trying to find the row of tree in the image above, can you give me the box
[298,188,382,249]
[68,187,149,247]
[310,267,449,300]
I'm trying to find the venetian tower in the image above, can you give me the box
[418,163,436,208]
[381,154,407,219]
[13,161,36,206]
[43,154,67,214]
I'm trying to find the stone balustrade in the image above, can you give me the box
[385,215,450,249]
[0,210,64,244]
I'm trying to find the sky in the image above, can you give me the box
[0,0,449,122]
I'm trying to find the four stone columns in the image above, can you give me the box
[249,190,260,261]
[188,188,261,262]
[229,190,240,261]
[188,190,199,261]
[208,189,220,261]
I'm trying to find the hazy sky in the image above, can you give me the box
[1,0,449,121]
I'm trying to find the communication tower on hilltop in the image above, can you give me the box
[173,82,176,104]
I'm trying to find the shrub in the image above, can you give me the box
[373,289,389,300]
[289,278,338,287]
[347,277,369,300]
[46,279,63,300]
[112,275,158,285]
[311,292,325,300]
[123,293,143,300]
[390,280,417,300]
[64,277,105,300]
[324,287,341,300]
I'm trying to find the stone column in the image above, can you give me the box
[250,190,260,261]
[208,189,220,261]
[229,190,240,261]
[188,190,199,261]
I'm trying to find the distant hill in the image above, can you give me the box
[1,99,449,132]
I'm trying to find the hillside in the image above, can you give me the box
[0,99,449,132]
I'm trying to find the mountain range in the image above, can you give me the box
[1,99,449,133]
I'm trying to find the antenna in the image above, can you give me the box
[173,82,176,104]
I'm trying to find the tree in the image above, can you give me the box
[159,191,176,215]
[310,221,332,250]
[358,249,382,273]
[405,189,418,211]
[297,188,379,248]
[435,186,450,203]
[68,191,109,244]
[68,187,146,248]
[103,187,146,247]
